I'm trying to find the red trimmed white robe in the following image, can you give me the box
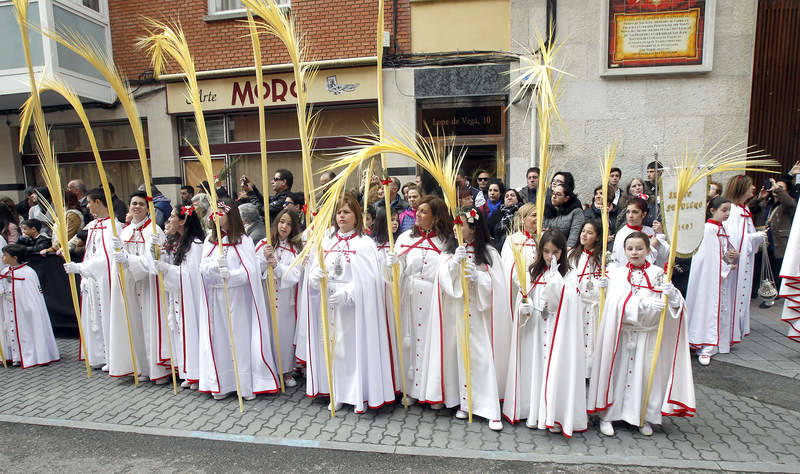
[569,249,601,377]
[0,264,59,367]
[587,263,695,427]
[612,224,669,268]
[779,203,800,341]
[75,216,114,367]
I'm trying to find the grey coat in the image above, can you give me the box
[543,207,585,248]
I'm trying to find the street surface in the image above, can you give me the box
[1,300,798,472]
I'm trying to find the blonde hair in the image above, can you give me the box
[723,175,752,203]
[514,202,537,229]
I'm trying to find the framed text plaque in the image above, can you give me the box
[602,0,716,76]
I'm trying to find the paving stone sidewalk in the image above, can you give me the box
[1,302,798,471]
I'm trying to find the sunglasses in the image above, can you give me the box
[476,177,489,182]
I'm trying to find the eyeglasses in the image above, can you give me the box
[476,177,489,182]
[272,177,284,182]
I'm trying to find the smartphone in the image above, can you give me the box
[763,180,772,190]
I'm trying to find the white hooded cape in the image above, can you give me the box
[778,202,800,341]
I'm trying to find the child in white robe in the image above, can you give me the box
[588,231,695,437]
[501,203,538,317]
[256,208,305,388]
[0,243,59,367]
[567,219,603,378]
[502,230,587,437]
[612,197,669,268]
[686,197,740,365]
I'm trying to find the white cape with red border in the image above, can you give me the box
[779,203,800,341]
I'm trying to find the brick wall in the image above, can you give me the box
[110,0,411,79]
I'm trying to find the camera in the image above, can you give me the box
[763,179,772,190]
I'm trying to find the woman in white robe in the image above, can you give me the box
[686,197,739,364]
[256,208,304,388]
[108,191,170,383]
[588,231,695,437]
[151,205,206,388]
[384,196,451,404]
[501,203,538,317]
[612,197,669,268]
[567,219,603,378]
[778,197,799,341]
[502,230,587,437]
[722,175,766,346]
[421,206,511,431]
[298,193,395,413]
[199,199,279,400]
[0,244,59,367]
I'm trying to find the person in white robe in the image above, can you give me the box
[107,191,170,383]
[372,206,402,395]
[384,196,451,404]
[151,205,207,388]
[686,197,740,364]
[298,193,395,413]
[612,197,669,268]
[0,243,59,367]
[420,206,512,431]
[778,191,800,341]
[255,208,305,388]
[567,219,603,378]
[722,176,767,346]
[63,189,116,369]
[199,199,280,400]
[588,231,695,437]
[503,230,587,437]
[501,203,538,318]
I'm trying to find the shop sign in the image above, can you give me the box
[419,106,502,136]
[166,66,377,114]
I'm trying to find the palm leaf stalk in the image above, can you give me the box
[139,20,244,410]
[640,141,777,427]
[241,0,335,414]
[292,129,475,421]
[245,9,285,392]
[12,0,90,375]
[597,141,619,327]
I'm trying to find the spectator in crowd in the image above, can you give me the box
[239,202,266,244]
[191,193,211,234]
[18,219,52,259]
[475,169,491,201]
[138,184,172,228]
[609,167,627,208]
[708,181,723,200]
[364,205,376,235]
[41,191,84,256]
[68,178,92,224]
[180,185,195,205]
[480,179,505,218]
[107,183,128,224]
[488,188,522,250]
[269,169,293,222]
[455,168,485,207]
[319,171,336,188]
[458,187,474,208]
[28,187,52,238]
[644,160,664,196]
[415,174,423,189]
[237,175,265,211]
[543,179,584,248]
[622,178,659,228]
[284,192,305,215]
[400,181,413,201]
[0,203,20,244]
[584,185,619,226]
[0,197,20,225]
[16,187,35,221]
[398,184,421,233]
[518,167,539,204]
[375,177,409,213]
[784,160,800,199]
[419,170,443,199]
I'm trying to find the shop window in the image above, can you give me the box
[208,0,289,15]
[179,116,225,147]
[27,160,142,205]
[182,157,226,193]
[22,121,148,154]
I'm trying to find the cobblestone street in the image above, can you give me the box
[1,301,799,472]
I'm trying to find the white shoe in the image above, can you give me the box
[698,354,711,366]
[244,394,256,401]
[190,383,199,390]
[639,422,653,436]
[137,375,149,382]
[525,421,537,429]
[154,377,169,385]
[549,425,562,433]
[328,401,344,412]
[488,420,503,431]
[213,392,231,400]
[180,380,190,388]
[430,403,444,410]
[455,409,468,420]
[284,374,297,388]
[600,421,615,436]
[101,365,109,372]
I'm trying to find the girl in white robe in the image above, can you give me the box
[151,205,206,388]
[373,207,402,395]
[422,206,512,431]
[612,197,669,268]
[567,219,603,378]
[383,196,451,405]
[0,244,59,367]
[501,203,538,318]
[108,192,170,383]
[298,193,395,413]
[199,199,280,400]
[502,230,587,437]
[256,208,304,388]
[722,175,767,346]
[686,197,740,364]
[588,231,695,437]
[63,192,114,369]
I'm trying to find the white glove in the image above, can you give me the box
[519,301,533,316]
[597,276,609,288]
[649,297,666,313]
[111,236,123,251]
[112,251,128,266]
[216,255,227,270]
[150,241,159,260]
[309,267,326,289]
[453,246,467,263]
[154,259,170,273]
[658,282,681,307]
[385,252,397,267]
[63,262,81,275]
[328,288,348,307]
[547,254,560,277]
[464,262,478,282]
[152,233,165,247]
